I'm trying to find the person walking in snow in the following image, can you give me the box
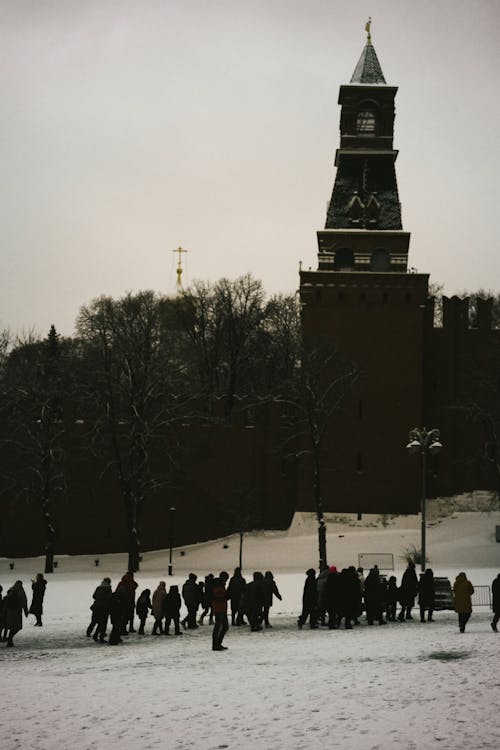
[323,566,341,629]
[136,589,152,635]
[398,560,419,621]
[298,568,318,629]
[198,574,214,625]
[491,573,500,632]
[109,589,125,645]
[385,576,398,622]
[181,573,200,629]
[227,567,246,626]
[4,580,28,647]
[164,585,182,635]
[90,577,112,643]
[243,571,265,631]
[152,581,167,635]
[364,568,387,626]
[118,572,138,633]
[316,563,330,626]
[453,571,474,633]
[212,571,229,651]
[418,568,435,622]
[29,573,47,626]
[262,571,282,628]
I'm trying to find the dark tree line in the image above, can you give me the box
[0,277,307,570]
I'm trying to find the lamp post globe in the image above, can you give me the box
[406,428,442,572]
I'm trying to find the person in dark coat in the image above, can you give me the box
[29,573,47,626]
[323,566,341,629]
[339,567,362,629]
[91,577,112,643]
[109,589,127,645]
[316,563,330,626]
[398,560,419,621]
[117,572,138,633]
[364,568,387,626]
[491,573,500,632]
[227,567,246,626]
[4,580,29,647]
[385,576,399,622]
[418,568,435,622]
[298,569,318,629]
[136,589,152,635]
[152,581,167,635]
[262,571,282,628]
[198,574,214,625]
[181,573,200,629]
[164,585,183,635]
[115,582,131,635]
[242,571,265,631]
[212,571,229,651]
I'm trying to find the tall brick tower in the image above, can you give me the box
[300,24,428,514]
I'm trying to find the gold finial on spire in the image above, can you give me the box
[173,246,188,292]
[365,17,372,44]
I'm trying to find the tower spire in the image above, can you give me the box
[172,246,188,292]
[365,17,372,45]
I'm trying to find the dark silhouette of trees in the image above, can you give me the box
[76,291,187,572]
[0,326,69,572]
[274,345,358,568]
[173,274,301,415]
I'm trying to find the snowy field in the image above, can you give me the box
[1,510,500,750]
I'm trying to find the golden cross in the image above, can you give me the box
[173,246,188,290]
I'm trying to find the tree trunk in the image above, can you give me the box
[313,447,327,568]
[44,544,54,574]
[126,496,141,572]
[128,537,140,573]
[239,531,243,570]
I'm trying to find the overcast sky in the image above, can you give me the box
[1,0,499,336]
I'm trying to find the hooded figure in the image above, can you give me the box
[29,574,47,626]
[152,581,167,634]
[4,581,28,647]
[418,569,435,623]
[298,569,318,630]
[90,577,112,643]
[136,589,152,634]
[262,571,282,628]
[453,572,474,632]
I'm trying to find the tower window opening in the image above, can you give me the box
[356,109,376,134]
[334,248,354,271]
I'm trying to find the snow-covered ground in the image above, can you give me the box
[1,510,500,750]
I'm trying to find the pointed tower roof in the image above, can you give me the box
[350,18,386,84]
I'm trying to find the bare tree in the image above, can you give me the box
[274,346,358,568]
[0,326,67,572]
[76,291,187,572]
[175,276,301,414]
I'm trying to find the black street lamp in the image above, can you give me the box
[168,506,176,576]
[406,427,443,571]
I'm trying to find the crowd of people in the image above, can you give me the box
[1,564,499,649]
[84,567,282,649]
[0,573,47,646]
[297,562,499,634]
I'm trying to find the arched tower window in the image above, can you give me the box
[370,248,390,272]
[334,248,354,271]
[356,109,376,134]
